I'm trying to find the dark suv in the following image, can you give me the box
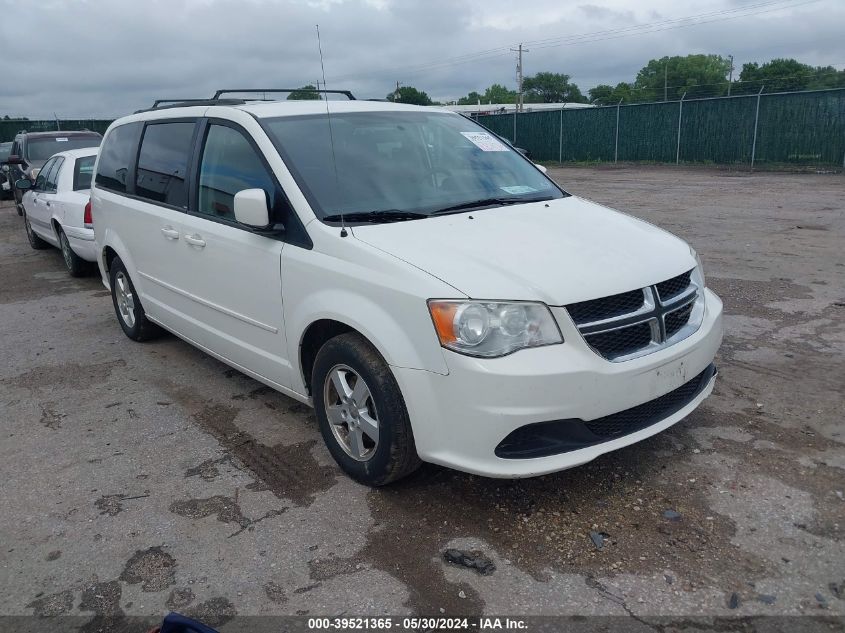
[4,130,102,215]
[0,142,11,200]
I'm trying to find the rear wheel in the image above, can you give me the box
[23,211,49,249]
[109,257,162,341]
[312,332,421,486]
[58,228,90,277]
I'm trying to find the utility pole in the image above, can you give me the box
[394,81,401,102]
[510,43,529,112]
[664,61,668,102]
[727,54,734,96]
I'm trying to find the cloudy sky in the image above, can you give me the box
[1,0,842,118]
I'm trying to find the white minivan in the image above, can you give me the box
[92,92,723,485]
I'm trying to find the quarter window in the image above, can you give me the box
[74,156,96,191]
[135,122,195,207]
[197,124,275,221]
[95,122,142,194]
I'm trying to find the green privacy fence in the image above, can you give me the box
[477,88,845,168]
[0,119,113,143]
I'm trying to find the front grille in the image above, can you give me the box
[665,301,694,338]
[656,270,692,301]
[584,321,652,359]
[565,269,700,362]
[567,289,644,325]
[495,364,716,459]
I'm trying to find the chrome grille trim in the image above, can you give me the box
[566,269,704,362]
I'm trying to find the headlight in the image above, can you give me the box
[428,300,563,358]
[29,168,40,180]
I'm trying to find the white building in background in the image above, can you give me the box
[440,102,595,115]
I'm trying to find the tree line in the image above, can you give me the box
[371,56,845,106]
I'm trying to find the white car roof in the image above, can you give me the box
[51,147,99,160]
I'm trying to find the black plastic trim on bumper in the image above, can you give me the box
[494,363,717,460]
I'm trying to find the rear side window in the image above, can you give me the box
[135,122,196,208]
[197,124,275,221]
[45,157,64,191]
[34,157,56,190]
[74,155,96,191]
[95,122,142,194]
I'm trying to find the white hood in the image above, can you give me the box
[351,196,696,306]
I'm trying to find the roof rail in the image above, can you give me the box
[135,98,247,114]
[212,88,356,100]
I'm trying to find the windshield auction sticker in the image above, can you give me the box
[461,132,509,152]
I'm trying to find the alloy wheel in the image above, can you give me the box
[114,271,136,328]
[323,364,380,461]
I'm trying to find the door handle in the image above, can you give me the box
[184,234,206,248]
[160,227,180,240]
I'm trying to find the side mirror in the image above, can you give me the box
[515,147,528,157]
[534,163,548,174]
[15,178,32,191]
[5,155,24,165]
[234,188,271,228]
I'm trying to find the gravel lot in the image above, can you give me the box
[1,166,843,627]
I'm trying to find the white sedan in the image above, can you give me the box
[18,147,98,276]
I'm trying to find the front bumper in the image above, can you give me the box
[393,287,723,478]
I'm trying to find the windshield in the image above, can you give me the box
[26,136,101,162]
[263,111,564,221]
[0,143,10,162]
[74,155,96,190]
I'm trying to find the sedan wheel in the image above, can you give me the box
[24,212,49,249]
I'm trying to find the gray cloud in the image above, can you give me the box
[0,0,842,118]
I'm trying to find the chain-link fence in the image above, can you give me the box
[476,88,845,168]
[0,119,113,143]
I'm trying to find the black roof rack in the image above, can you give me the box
[136,88,356,114]
[212,88,356,100]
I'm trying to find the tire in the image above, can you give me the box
[312,332,421,486]
[109,256,162,341]
[58,228,90,277]
[23,211,49,249]
[14,190,23,216]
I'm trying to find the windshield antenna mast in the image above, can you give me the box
[316,24,346,237]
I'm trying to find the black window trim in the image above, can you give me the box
[189,117,312,249]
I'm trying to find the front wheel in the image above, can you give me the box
[312,333,421,486]
[23,211,49,249]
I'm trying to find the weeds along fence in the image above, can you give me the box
[476,88,845,168]
[0,119,113,143]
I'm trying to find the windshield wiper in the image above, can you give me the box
[430,195,554,215]
[322,210,427,224]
